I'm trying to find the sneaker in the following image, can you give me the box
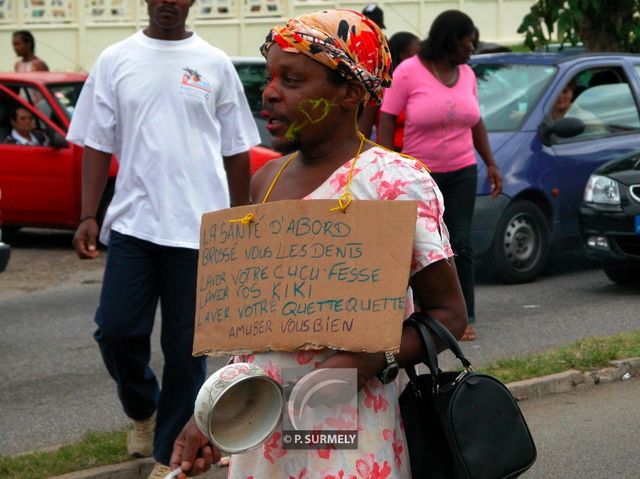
[147,463,172,479]
[127,412,156,458]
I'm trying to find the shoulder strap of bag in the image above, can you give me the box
[411,312,472,370]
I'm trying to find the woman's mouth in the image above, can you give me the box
[263,111,287,134]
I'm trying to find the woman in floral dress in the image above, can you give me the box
[170,9,467,478]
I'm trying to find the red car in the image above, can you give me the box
[0,71,278,230]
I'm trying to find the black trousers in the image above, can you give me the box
[430,164,477,323]
[94,231,207,464]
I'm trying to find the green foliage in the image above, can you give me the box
[518,0,640,52]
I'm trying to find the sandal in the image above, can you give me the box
[461,325,476,342]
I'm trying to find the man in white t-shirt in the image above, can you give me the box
[66,1,260,477]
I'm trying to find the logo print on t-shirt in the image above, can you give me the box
[180,67,212,100]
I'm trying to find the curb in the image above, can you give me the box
[51,458,154,479]
[507,357,640,400]
[50,358,640,479]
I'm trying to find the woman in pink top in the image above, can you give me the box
[379,10,502,341]
[12,30,49,72]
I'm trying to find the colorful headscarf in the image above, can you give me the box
[261,9,392,105]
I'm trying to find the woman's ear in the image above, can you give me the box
[341,81,367,110]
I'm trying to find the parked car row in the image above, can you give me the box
[2,53,640,285]
[470,52,640,283]
[0,60,279,232]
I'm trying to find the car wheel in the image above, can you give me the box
[490,200,551,283]
[603,263,640,285]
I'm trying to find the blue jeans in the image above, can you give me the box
[430,165,477,324]
[94,231,206,465]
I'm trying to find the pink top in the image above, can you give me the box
[381,56,481,173]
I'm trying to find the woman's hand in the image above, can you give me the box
[314,351,386,391]
[487,164,502,197]
[170,416,221,478]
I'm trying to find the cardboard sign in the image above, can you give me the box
[193,199,417,356]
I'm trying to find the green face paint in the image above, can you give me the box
[285,97,336,142]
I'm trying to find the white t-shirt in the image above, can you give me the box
[67,30,260,248]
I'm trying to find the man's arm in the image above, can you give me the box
[72,146,111,259]
[223,151,251,207]
[33,59,49,72]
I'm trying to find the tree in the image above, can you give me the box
[518,0,640,52]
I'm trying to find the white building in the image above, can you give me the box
[1,0,534,72]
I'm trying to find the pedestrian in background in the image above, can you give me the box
[12,30,49,72]
[361,3,386,30]
[378,10,502,341]
[66,0,260,477]
[359,31,420,147]
[4,105,49,145]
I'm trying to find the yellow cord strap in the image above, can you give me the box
[227,152,297,225]
[228,213,255,224]
[261,152,298,204]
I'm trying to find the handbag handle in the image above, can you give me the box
[410,312,473,370]
[403,316,442,382]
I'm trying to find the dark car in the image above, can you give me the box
[579,151,640,284]
[469,52,640,283]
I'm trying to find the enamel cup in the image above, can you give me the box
[194,362,284,454]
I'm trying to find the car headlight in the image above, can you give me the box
[583,175,620,204]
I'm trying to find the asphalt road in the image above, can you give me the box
[1,228,639,458]
[520,375,640,479]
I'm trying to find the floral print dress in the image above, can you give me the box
[229,147,453,479]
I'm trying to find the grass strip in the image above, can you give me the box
[480,329,640,383]
[0,429,130,479]
[1,329,639,478]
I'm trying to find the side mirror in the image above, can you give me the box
[539,117,585,146]
[49,131,68,148]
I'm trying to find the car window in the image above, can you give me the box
[5,83,67,131]
[233,61,266,115]
[0,90,50,146]
[473,63,556,131]
[553,67,640,143]
[47,83,83,119]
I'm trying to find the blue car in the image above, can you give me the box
[469,52,640,283]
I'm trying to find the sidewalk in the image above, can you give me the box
[51,357,640,479]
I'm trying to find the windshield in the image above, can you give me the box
[47,82,84,119]
[472,63,557,131]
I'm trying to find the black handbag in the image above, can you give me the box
[399,312,537,479]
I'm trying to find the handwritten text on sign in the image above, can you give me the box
[193,200,417,355]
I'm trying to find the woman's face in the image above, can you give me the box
[400,38,420,62]
[553,85,574,117]
[454,33,476,64]
[12,35,30,57]
[262,45,346,153]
